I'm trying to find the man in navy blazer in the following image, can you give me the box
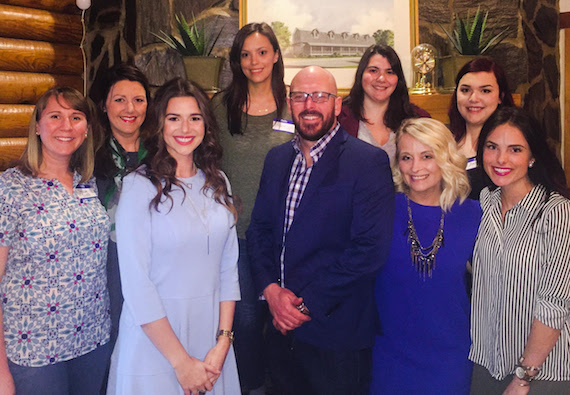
[247,66,394,394]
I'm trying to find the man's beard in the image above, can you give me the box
[293,110,336,142]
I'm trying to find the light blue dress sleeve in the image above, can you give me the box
[219,222,240,302]
[219,171,240,302]
[116,172,167,325]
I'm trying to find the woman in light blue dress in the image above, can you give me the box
[107,78,240,395]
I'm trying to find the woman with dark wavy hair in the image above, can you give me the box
[470,107,570,394]
[339,44,429,162]
[108,78,240,394]
[447,57,515,199]
[211,21,291,393]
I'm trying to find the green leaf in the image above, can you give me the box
[457,19,471,55]
[470,11,486,49]
[206,23,225,56]
[177,14,200,56]
[439,23,461,53]
[479,27,510,54]
[440,7,506,55]
[153,9,228,56]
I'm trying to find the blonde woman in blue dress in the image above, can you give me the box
[107,78,240,395]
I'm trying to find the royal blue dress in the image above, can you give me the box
[371,193,481,394]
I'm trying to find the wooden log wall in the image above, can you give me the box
[0,0,82,170]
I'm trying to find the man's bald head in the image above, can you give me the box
[287,66,342,144]
[290,66,338,95]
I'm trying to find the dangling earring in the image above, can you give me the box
[529,159,535,168]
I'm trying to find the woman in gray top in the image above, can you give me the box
[211,22,291,394]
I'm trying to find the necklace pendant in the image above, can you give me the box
[406,196,445,280]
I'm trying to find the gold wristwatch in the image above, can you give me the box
[216,329,234,344]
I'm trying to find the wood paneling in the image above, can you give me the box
[0,71,83,104]
[409,93,522,124]
[0,104,34,137]
[0,38,82,75]
[0,4,82,44]
[561,12,570,29]
[0,0,79,14]
[0,137,26,169]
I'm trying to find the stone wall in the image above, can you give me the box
[86,0,561,144]
[418,0,561,146]
[85,0,238,102]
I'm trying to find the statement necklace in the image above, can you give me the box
[406,196,445,279]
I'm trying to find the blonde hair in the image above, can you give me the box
[19,87,96,183]
[392,118,470,211]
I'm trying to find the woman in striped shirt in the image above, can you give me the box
[470,106,570,394]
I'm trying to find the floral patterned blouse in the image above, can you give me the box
[0,168,110,367]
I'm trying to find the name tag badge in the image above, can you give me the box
[466,157,477,171]
[273,119,295,134]
[76,184,97,202]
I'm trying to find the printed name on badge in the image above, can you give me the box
[76,184,98,201]
[273,119,295,134]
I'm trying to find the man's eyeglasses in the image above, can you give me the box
[289,91,336,103]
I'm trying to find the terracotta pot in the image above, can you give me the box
[182,56,224,91]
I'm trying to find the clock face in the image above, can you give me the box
[411,44,436,74]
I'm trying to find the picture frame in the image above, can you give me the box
[239,0,419,92]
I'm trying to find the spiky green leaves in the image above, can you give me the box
[153,13,225,57]
[439,7,510,56]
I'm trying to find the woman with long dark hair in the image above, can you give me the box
[448,57,515,199]
[211,22,291,393]
[108,78,240,394]
[470,107,570,394]
[339,44,429,162]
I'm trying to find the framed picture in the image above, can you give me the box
[239,0,419,91]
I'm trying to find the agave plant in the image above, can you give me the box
[154,7,230,57]
[439,7,510,55]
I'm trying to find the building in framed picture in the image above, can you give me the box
[291,29,376,57]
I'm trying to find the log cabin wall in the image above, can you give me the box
[0,0,83,171]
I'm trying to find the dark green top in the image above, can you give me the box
[212,94,292,238]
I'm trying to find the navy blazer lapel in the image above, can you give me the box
[276,143,297,239]
[291,127,347,221]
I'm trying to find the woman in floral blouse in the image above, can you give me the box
[0,87,111,394]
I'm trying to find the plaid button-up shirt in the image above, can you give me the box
[279,123,340,288]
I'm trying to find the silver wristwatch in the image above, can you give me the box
[514,357,541,382]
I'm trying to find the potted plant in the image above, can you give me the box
[438,6,510,89]
[154,7,230,90]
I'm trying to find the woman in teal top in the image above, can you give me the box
[211,22,291,393]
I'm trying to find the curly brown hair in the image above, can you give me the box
[141,78,237,220]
